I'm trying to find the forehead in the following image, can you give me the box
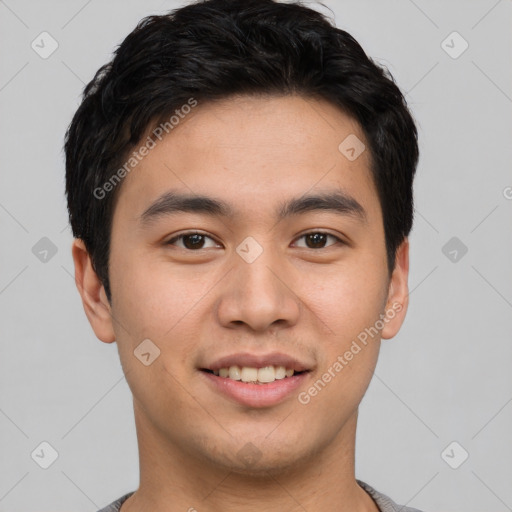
[113,94,380,225]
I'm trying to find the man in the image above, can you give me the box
[65,0,422,510]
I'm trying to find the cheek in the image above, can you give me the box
[110,250,211,338]
[298,265,386,400]
[108,254,222,397]
[108,256,205,414]
[301,264,387,339]
[295,273,384,430]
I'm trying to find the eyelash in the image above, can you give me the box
[165,230,345,250]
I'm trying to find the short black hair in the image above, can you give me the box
[65,0,419,302]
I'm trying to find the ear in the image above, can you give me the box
[381,238,410,340]
[71,239,116,343]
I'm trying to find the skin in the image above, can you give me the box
[72,95,409,512]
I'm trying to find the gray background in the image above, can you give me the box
[0,0,511,510]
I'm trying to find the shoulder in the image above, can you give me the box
[96,491,135,512]
[96,485,427,512]
[357,480,426,512]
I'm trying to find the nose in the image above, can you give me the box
[215,242,301,333]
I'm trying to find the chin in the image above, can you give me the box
[200,436,318,479]
[219,454,304,479]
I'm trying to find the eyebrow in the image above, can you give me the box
[139,190,367,225]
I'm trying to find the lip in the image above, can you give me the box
[203,352,312,373]
[200,370,310,408]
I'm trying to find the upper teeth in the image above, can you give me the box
[213,365,295,383]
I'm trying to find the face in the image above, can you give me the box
[74,94,409,476]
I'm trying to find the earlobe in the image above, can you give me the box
[381,238,410,340]
[71,239,116,343]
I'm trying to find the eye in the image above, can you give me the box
[293,231,344,249]
[165,230,344,251]
[166,231,220,250]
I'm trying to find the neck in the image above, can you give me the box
[121,403,379,512]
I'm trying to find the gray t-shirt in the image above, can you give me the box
[97,480,424,512]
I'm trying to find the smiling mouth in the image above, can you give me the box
[201,365,308,385]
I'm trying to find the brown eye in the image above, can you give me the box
[294,232,342,249]
[182,234,206,249]
[166,232,219,250]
